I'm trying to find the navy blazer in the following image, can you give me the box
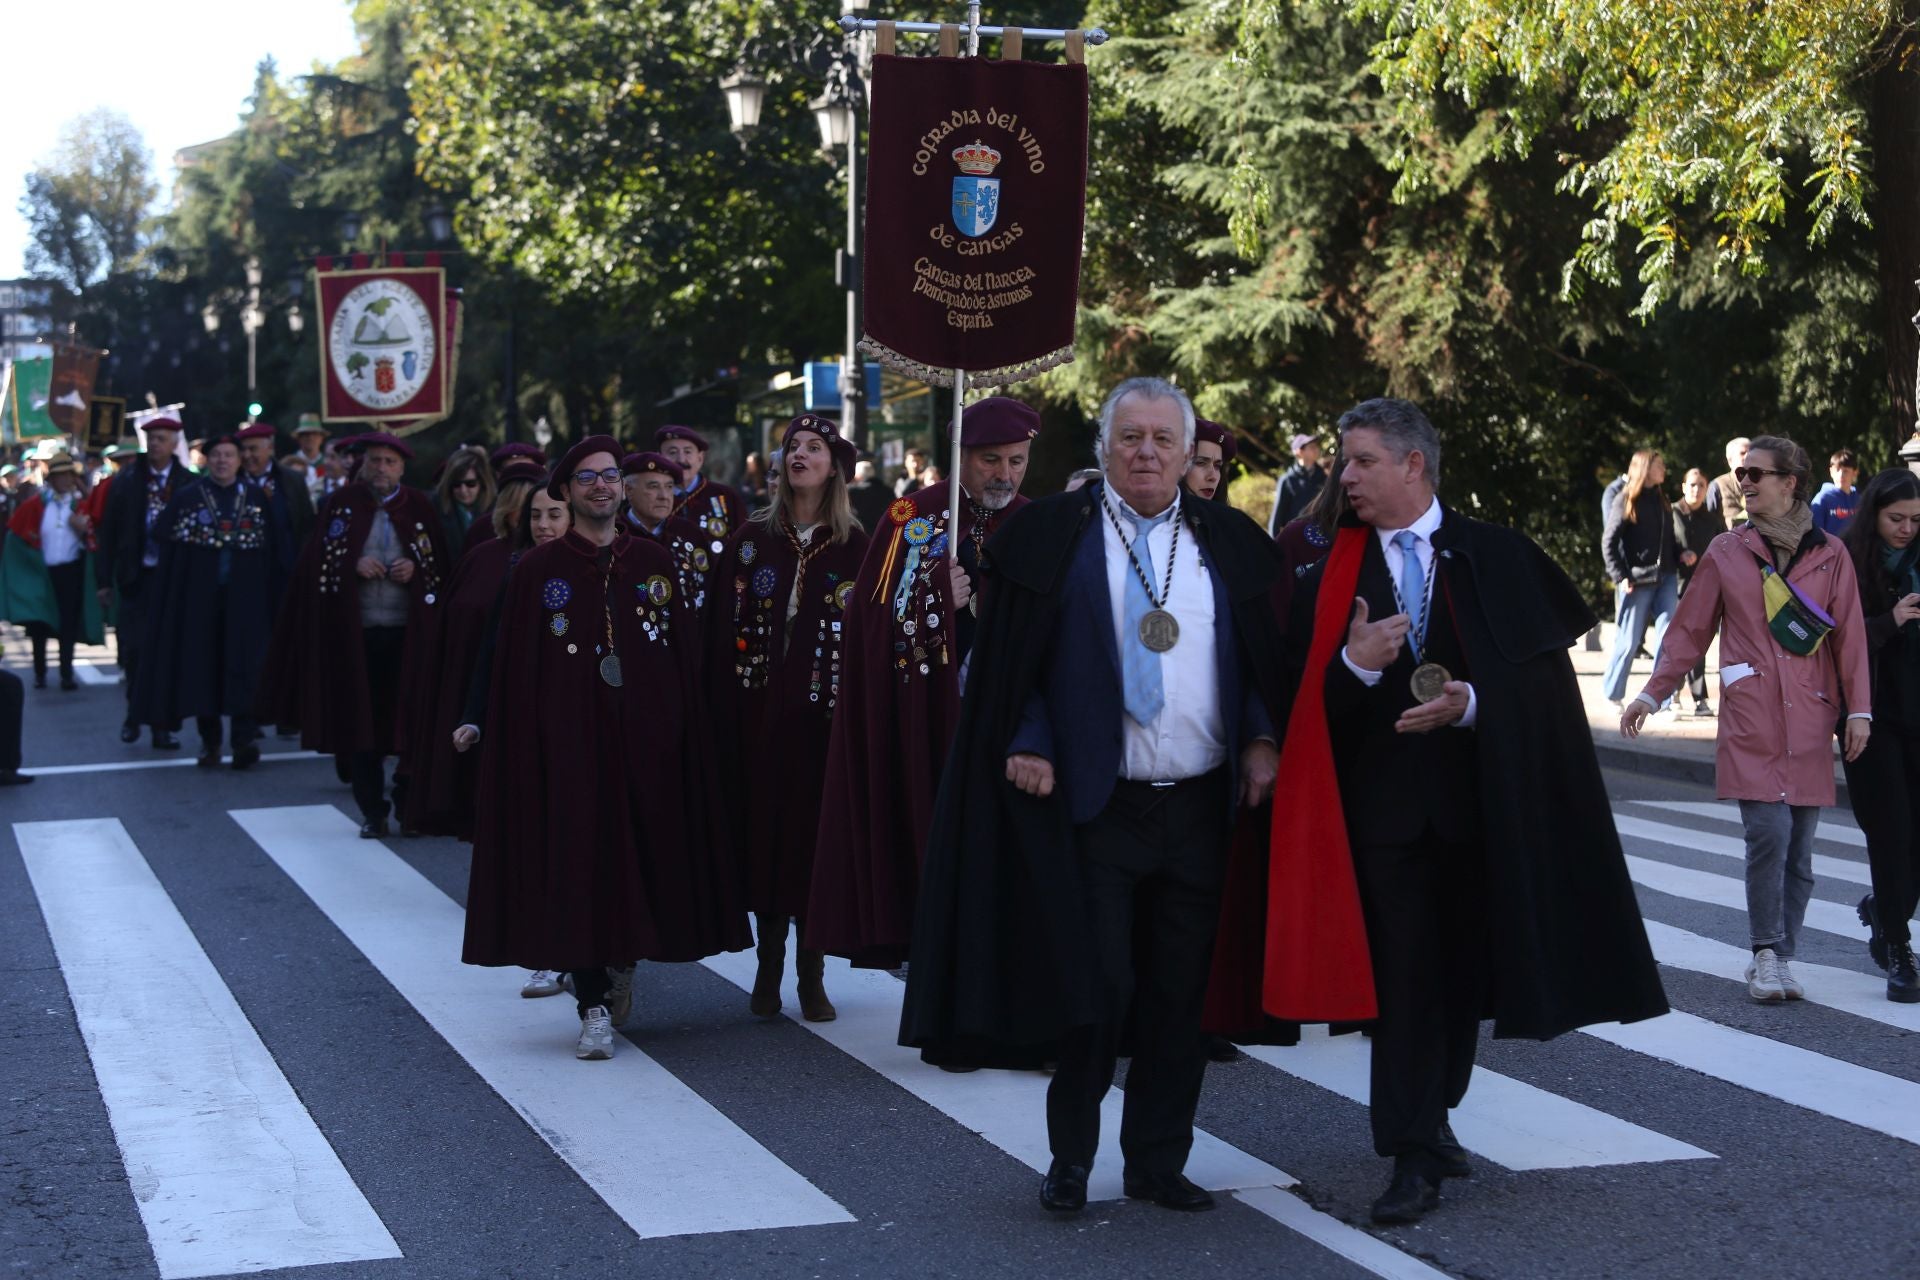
[1007,495,1274,824]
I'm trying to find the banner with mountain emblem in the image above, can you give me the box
[316,265,450,424]
[859,52,1088,388]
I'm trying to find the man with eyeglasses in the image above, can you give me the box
[461,434,750,1061]
[258,432,450,837]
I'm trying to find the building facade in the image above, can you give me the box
[0,279,56,365]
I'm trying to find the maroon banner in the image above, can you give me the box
[316,265,450,425]
[46,343,101,436]
[860,53,1089,387]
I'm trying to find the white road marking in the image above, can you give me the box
[1614,812,1870,886]
[1642,919,1920,1032]
[231,804,852,1240]
[1624,854,1864,939]
[71,661,120,686]
[1583,1010,1920,1148]
[1241,1027,1713,1169]
[1234,1185,1451,1280]
[23,751,324,777]
[1628,799,1866,849]
[15,817,400,1279]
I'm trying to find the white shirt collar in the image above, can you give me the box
[1376,495,1442,546]
[1104,482,1180,527]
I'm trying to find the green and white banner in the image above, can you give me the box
[1,358,60,442]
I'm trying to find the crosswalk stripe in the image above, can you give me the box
[701,942,1447,1280]
[1628,799,1867,849]
[1624,854,1864,939]
[702,937,1294,1200]
[230,804,853,1240]
[23,751,324,778]
[1642,919,1920,1032]
[1581,1010,1920,1148]
[71,661,119,686]
[15,818,401,1279]
[1240,1028,1713,1169]
[1614,812,1870,886]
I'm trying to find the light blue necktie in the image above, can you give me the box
[1393,529,1427,659]
[1121,504,1176,726]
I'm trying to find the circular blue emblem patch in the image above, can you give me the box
[541,578,572,610]
[927,533,949,558]
[197,508,214,525]
[1304,523,1331,549]
[752,566,777,599]
[903,517,935,547]
[549,613,570,637]
[327,517,347,540]
[739,540,758,565]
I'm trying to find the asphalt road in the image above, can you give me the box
[3,641,1917,1280]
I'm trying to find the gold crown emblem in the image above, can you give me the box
[952,141,1002,176]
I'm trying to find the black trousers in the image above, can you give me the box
[1046,770,1230,1176]
[1352,828,1488,1179]
[113,571,152,711]
[27,560,85,679]
[0,669,22,771]
[571,968,613,1019]
[1842,726,1920,948]
[350,625,408,823]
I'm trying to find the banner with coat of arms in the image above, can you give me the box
[859,52,1089,388]
[315,265,451,426]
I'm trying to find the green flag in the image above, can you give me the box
[1,358,60,442]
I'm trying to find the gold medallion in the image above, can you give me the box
[1410,662,1451,704]
[1139,609,1180,653]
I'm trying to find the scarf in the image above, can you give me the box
[1748,501,1813,570]
[1881,539,1920,601]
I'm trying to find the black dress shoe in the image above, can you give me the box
[1435,1120,1472,1178]
[1889,942,1920,1004]
[119,722,139,744]
[1860,894,1888,971]
[231,743,260,770]
[195,749,221,769]
[152,731,180,751]
[1370,1168,1440,1225]
[59,674,78,691]
[359,819,390,839]
[32,673,46,689]
[1122,1170,1215,1212]
[0,770,36,786]
[1206,1035,1242,1063]
[1039,1163,1089,1214]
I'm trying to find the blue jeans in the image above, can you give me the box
[1603,572,1679,703]
[1738,801,1819,957]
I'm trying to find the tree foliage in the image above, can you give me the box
[20,109,158,291]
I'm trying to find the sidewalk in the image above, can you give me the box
[1573,622,1849,802]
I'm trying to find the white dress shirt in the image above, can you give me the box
[1340,495,1478,727]
[1101,490,1225,781]
[39,492,83,567]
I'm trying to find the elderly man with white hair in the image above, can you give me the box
[900,376,1286,1216]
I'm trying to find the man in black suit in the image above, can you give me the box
[900,377,1284,1216]
[1277,398,1666,1225]
[236,423,315,553]
[96,415,187,749]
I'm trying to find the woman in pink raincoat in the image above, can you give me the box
[1620,435,1871,1003]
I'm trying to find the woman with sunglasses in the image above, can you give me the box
[1838,469,1920,1001]
[432,446,496,556]
[1621,436,1871,1002]
[711,414,868,1024]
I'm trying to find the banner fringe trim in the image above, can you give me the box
[857,338,1074,389]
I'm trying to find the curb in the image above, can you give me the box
[1593,737,1852,810]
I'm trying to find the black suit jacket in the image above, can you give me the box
[1290,519,1480,846]
[97,459,186,592]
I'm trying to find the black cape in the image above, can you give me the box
[897,484,1287,1067]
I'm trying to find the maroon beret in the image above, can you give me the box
[961,397,1041,448]
[1194,417,1238,462]
[490,442,546,469]
[655,424,710,452]
[235,422,277,442]
[621,451,685,485]
[781,413,856,483]
[350,431,416,461]
[547,434,623,499]
[495,460,547,486]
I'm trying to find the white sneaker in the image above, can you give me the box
[521,970,564,998]
[1745,949,1787,1002]
[576,1006,615,1060]
[1777,956,1805,1000]
[607,964,636,1024]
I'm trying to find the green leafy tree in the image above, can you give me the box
[20,108,158,291]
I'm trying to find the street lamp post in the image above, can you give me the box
[242,257,265,420]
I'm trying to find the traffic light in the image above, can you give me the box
[247,401,264,420]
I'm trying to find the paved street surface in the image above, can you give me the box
[5,639,1918,1280]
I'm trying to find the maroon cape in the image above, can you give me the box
[673,476,749,548]
[709,518,869,918]
[400,536,512,838]
[627,513,716,650]
[804,481,1028,966]
[462,530,750,969]
[257,483,450,755]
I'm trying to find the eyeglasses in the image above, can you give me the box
[1733,466,1789,483]
[572,468,622,488]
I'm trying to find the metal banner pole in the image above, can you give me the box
[947,369,967,539]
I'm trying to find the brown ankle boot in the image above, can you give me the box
[795,949,837,1023]
[750,914,786,1017]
